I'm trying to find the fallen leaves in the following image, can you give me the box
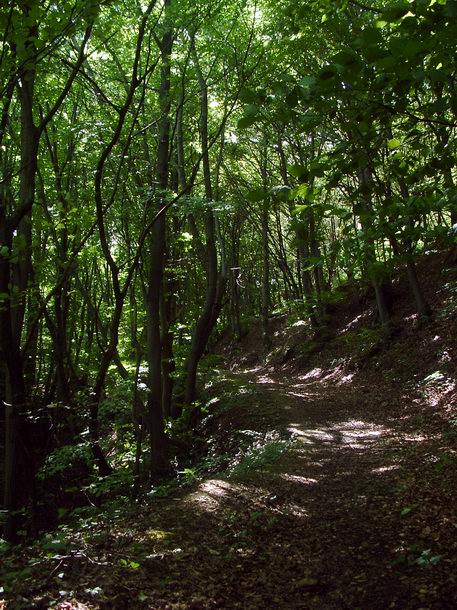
[3,340,457,609]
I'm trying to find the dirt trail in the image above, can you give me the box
[7,364,457,609]
[166,366,455,610]
[223,369,415,609]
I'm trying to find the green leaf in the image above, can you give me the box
[298,114,322,130]
[244,103,259,117]
[290,184,310,201]
[246,188,265,202]
[387,138,402,149]
[285,88,299,108]
[291,203,310,215]
[355,27,384,47]
[297,184,310,199]
[444,1,457,17]
[310,161,330,177]
[319,65,338,80]
[299,76,316,89]
[237,116,257,129]
[270,185,290,199]
[239,88,258,103]
[287,164,307,179]
[332,49,360,67]
[380,4,409,23]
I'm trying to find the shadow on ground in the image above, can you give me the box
[17,362,456,610]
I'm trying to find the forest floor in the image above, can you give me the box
[5,363,457,610]
[3,251,457,609]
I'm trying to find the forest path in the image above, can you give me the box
[209,366,414,609]
[14,364,456,609]
[100,365,453,609]
[179,366,417,610]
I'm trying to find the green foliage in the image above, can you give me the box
[225,435,292,479]
[84,469,132,498]
[38,443,91,480]
[119,558,141,570]
[99,379,134,426]
[339,326,389,360]
[437,281,457,319]
[393,545,443,568]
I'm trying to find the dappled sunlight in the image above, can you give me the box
[280,473,318,485]
[338,312,372,334]
[291,365,358,389]
[371,465,400,474]
[297,367,323,381]
[418,374,456,409]
[400,433,428,442]
[284,389,320,399]
[186,479,243,512]
[238,385,252,394]
[242,366,263,375]
[330,420,388,448]
[298,428,336,443]
[287,425,318,443]
[283,502,310,518]
[145,528,171,542]
[321,365,358,386]
[241,364,361,396]
[288,419,391,450]
[337,372,355,385]
[403,313,419,323]
[257,373,276,384]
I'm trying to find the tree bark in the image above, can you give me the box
[358,166,391,327]
[146,0,173,478]
[184,34,228,405]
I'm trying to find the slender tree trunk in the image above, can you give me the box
[358,166,391,327]
[89,3,155,476]
[1,48,40,541]
[229,226,242,340]
[160,258,176,419]
[261,198,270,348]
[397,178,431,318]
[184,33,228,405]
[146,0,173,477]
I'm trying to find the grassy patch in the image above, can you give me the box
[338,325,388,359]
[225,435,292,480]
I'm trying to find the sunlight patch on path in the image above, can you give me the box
[280,473,318,485]
[284,390,321,399]
[256,373,277,384]
[288,426,335,444]
[372,464,400,473]
[289,419,391,450]
[186,479,243,512]
[297,368,323,380]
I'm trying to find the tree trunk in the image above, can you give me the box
[184,33,228,405]
[1,47,40,542]
[358,166,391,327]
[261,198,270,348]
[146,1,173,478]
[397,178,431,318]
